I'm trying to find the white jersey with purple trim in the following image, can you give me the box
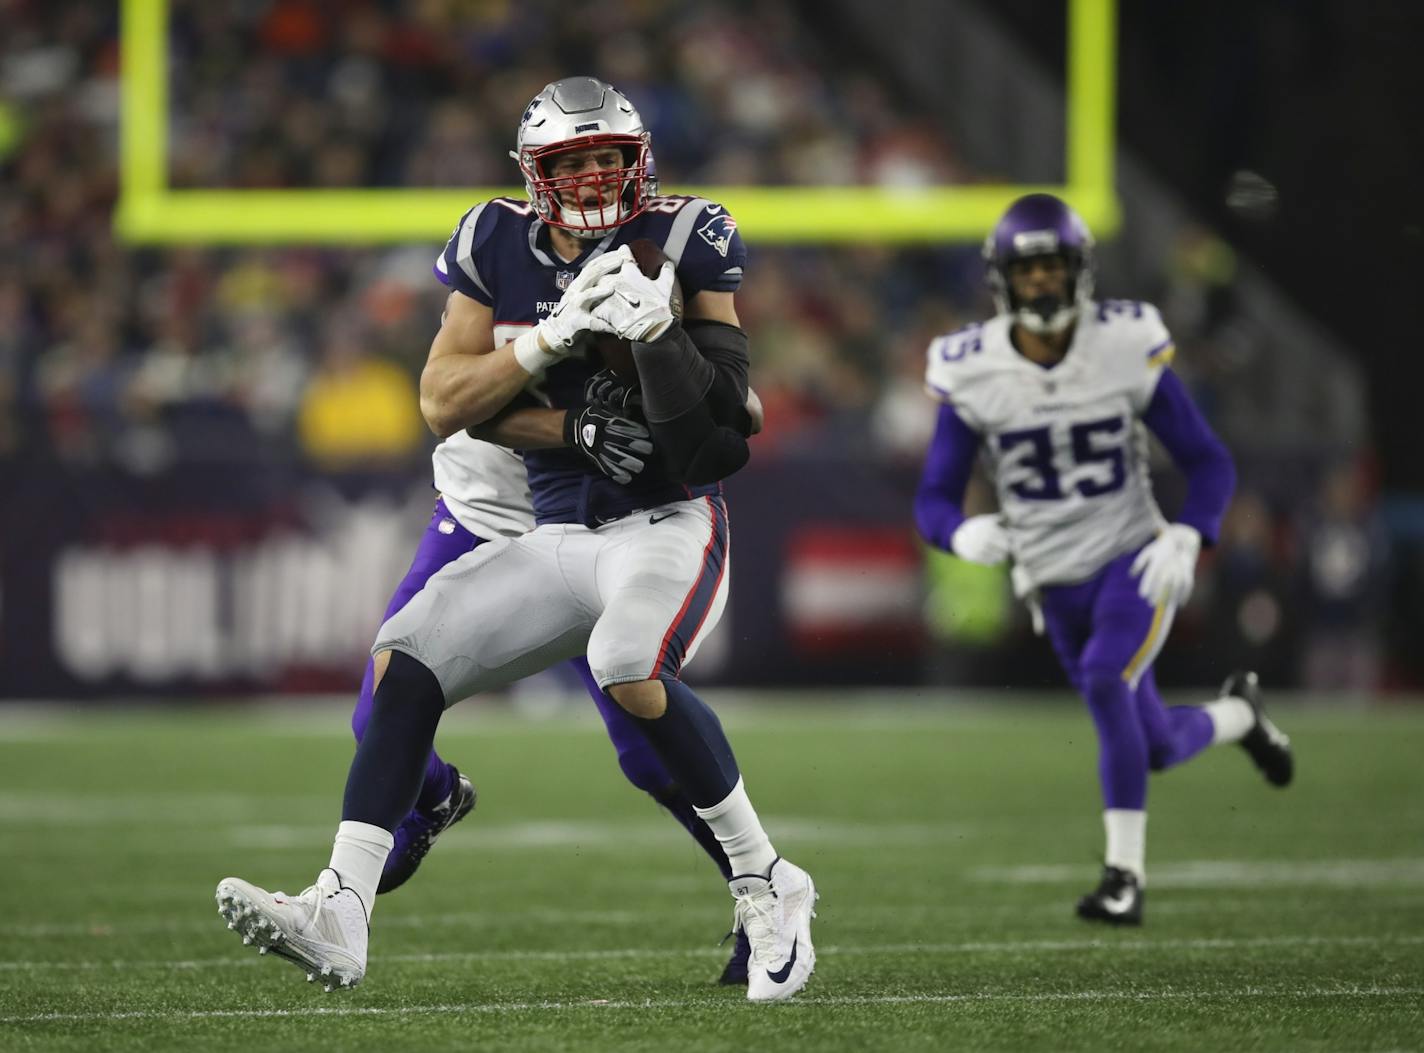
[430,432,535,541]
[924,299,1177,588]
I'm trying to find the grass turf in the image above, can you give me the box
[1,696,1421,1051]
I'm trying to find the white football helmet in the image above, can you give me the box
[511,77,656,239]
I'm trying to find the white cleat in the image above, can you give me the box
[730,857,818,1002]
[215,868,368,991]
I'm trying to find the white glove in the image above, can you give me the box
[1130,523,1201,607]
[950,514,1011,565]
[588,259,677,342]
[1010,564,1045,636]
[513,248,629,374]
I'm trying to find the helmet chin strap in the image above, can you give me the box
[552,197,625,239]
[1014,298,1078,335]
[565,224,612,241]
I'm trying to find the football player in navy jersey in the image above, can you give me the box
[915,194,1294,924]
[348,129,756,976]
[217,78,816,1003]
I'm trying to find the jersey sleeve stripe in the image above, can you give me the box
[1145,339,1175,360]
[662,198,713,264]
[924,381,955,404]
[454,203,491,297]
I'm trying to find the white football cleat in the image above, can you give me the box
[730,857,818,1002]
[215,868,368,992]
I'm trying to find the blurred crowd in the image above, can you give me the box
[0,0,1388,688]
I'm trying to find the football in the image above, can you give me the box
[594,238,683,380]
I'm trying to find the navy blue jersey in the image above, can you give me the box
[434,195,747,527]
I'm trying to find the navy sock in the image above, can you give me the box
[628,679,740,809]
[343,651,446,830]
[652,785,734,879]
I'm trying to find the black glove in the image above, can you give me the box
[563,404,655,485]
[583,368,644,420]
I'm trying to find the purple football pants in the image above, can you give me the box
[352,499,678,809]
[1039,547,1215,811]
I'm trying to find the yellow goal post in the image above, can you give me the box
[115,0,1118,245]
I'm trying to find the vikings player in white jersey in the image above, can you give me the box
[216,78,816,1002]
[915,194,1293,924]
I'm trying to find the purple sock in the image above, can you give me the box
[1135,669,1215,771]
[352,499,481,818]
[1081,668,1149,810]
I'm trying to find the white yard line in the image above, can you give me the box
[0,801,977,849]
[3,985,1421,1025]
[0,908,646,938]
[220,817,975,850]
[6,887,1423,939]
[3,933,1421,973]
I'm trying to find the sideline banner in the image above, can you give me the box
[0,461,929,697]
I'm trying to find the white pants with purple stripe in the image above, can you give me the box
[374,496,730,703]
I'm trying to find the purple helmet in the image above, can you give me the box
[983,193,1095,334]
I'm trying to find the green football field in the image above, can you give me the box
[2,696,1422,1051]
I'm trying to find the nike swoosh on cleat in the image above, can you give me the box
[766,937,798,983]
[1101,891,1135,913]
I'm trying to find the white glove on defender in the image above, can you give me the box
[589,259,677,342]
[513,248,628,374]
[950,514,1012,566]
[1130,523,1201,607]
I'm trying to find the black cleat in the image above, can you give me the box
[377,767,477,894]
[717,929,751,986]
[1075,865,1143,926]
[1222,671,1293,787]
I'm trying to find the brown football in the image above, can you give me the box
[594,238,684,380]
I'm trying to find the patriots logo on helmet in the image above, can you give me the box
[697,213,737,258]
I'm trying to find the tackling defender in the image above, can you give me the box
[915,194,1293,924]
[352,251,754,979]
[216,77,816,1002]
[350,480,754,982]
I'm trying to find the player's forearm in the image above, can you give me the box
[466,406,568,450]
[1175,451,1236,545]
[419,346,538,438]
[631,322,752,482]
[914,490,966,552]
[1142,370,1237,544]
[914,403,980,550]
[745,387,764,435]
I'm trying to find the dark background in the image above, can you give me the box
[988,0,1423,490]
[0,0,1414,695]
